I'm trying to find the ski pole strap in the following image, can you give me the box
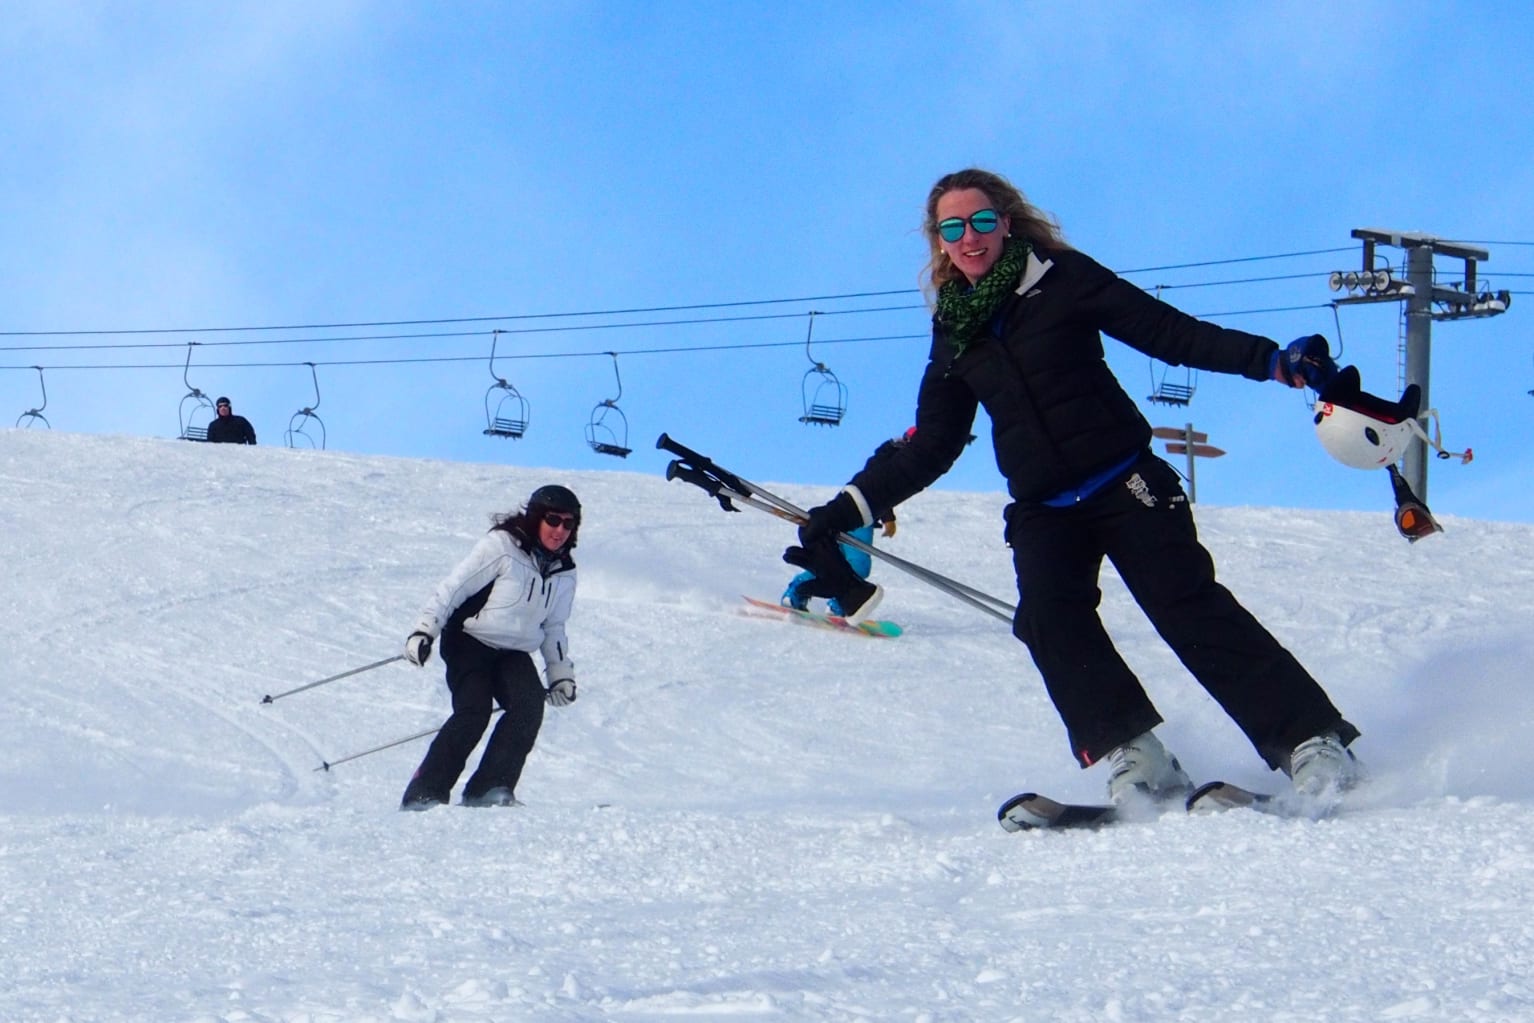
[657,433,809,521]
[1408,410,1472,464]
[664,459,742,513]
[657,433,754,498]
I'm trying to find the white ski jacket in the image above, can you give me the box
[413,530,576,684]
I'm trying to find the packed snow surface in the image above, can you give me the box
[5,430,1534,1022]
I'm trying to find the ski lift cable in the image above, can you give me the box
[0,304,928,355]
[0,290,923,338]
[0,246,1398,342]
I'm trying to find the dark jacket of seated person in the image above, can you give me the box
[207,397,257,444]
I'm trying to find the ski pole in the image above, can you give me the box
[261,654,405,705]
[662,434,1012,617]
[659,435,1016,624]
[313,709,506,772]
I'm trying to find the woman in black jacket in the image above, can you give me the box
[796,168,1361,813]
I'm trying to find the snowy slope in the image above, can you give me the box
[3,429,1534,1022]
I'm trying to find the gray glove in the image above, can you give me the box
[546,679,577,707]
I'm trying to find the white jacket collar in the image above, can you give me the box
[1015,249,1054,295]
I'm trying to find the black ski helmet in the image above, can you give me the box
[528,484,581,518]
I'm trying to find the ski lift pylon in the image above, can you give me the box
[16,366,50,428]
[178,343,214,441]
[797,311,847,426]
[586,352,632,458]
[483,330,530,439]
[284,362,327,450]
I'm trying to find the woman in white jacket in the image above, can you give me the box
[399,484,581,810]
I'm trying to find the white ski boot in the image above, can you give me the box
[1286,733,1361,815]
[1106,730,1193,805]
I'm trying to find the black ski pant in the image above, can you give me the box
[1007,451,1358,772]
[402,634,546,804]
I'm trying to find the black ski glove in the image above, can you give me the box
[783,537,861,596]
[404,631,433,667]
[797,491,864,546]
[1270,334,1338,391]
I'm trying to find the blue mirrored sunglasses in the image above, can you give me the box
[937,209,1000,243]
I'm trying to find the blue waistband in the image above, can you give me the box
[1040,451,1141,507]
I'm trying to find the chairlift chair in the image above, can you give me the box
[482,331,530,438]
[485,384,530,439]
[178,343,214,441]
[1147,363,1196,407]
[800,363,848,426]
[284,362,327,450]
[796,311,847,426]
[586,352,632,458]
[16,366,50,428]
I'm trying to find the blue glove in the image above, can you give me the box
[797,491,865,546]
[1270,334,1338,391]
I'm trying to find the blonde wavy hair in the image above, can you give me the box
[920,168,1069,298]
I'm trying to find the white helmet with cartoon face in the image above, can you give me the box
[1313,401,1414,470]
[1311,366,1421,471]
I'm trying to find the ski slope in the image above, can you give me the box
[4,429,1534,1022]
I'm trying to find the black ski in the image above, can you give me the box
[997,792,1117,832]
[1185,781,1279,814]
[999,782,1286,832]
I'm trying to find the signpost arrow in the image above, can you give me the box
[1164,442,1226,458]
[1154,423,1224,503]
[1151,426,1209,443]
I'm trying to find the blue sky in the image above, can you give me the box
[3,2,1531,525]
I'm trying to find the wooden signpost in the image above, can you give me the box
[1151,423,1225,503]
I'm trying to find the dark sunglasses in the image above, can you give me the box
[937,209,1000,243]
[541,511,577,530]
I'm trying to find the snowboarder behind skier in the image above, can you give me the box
[793,168,1363,813]
[399,484,582,810]
[780,428,914,621]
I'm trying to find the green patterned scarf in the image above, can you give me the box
[935,239,1030,356]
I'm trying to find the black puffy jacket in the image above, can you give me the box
[851,245,1279,510]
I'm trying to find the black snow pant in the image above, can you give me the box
[401,632,546,805]
[1007,450,1358,772]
